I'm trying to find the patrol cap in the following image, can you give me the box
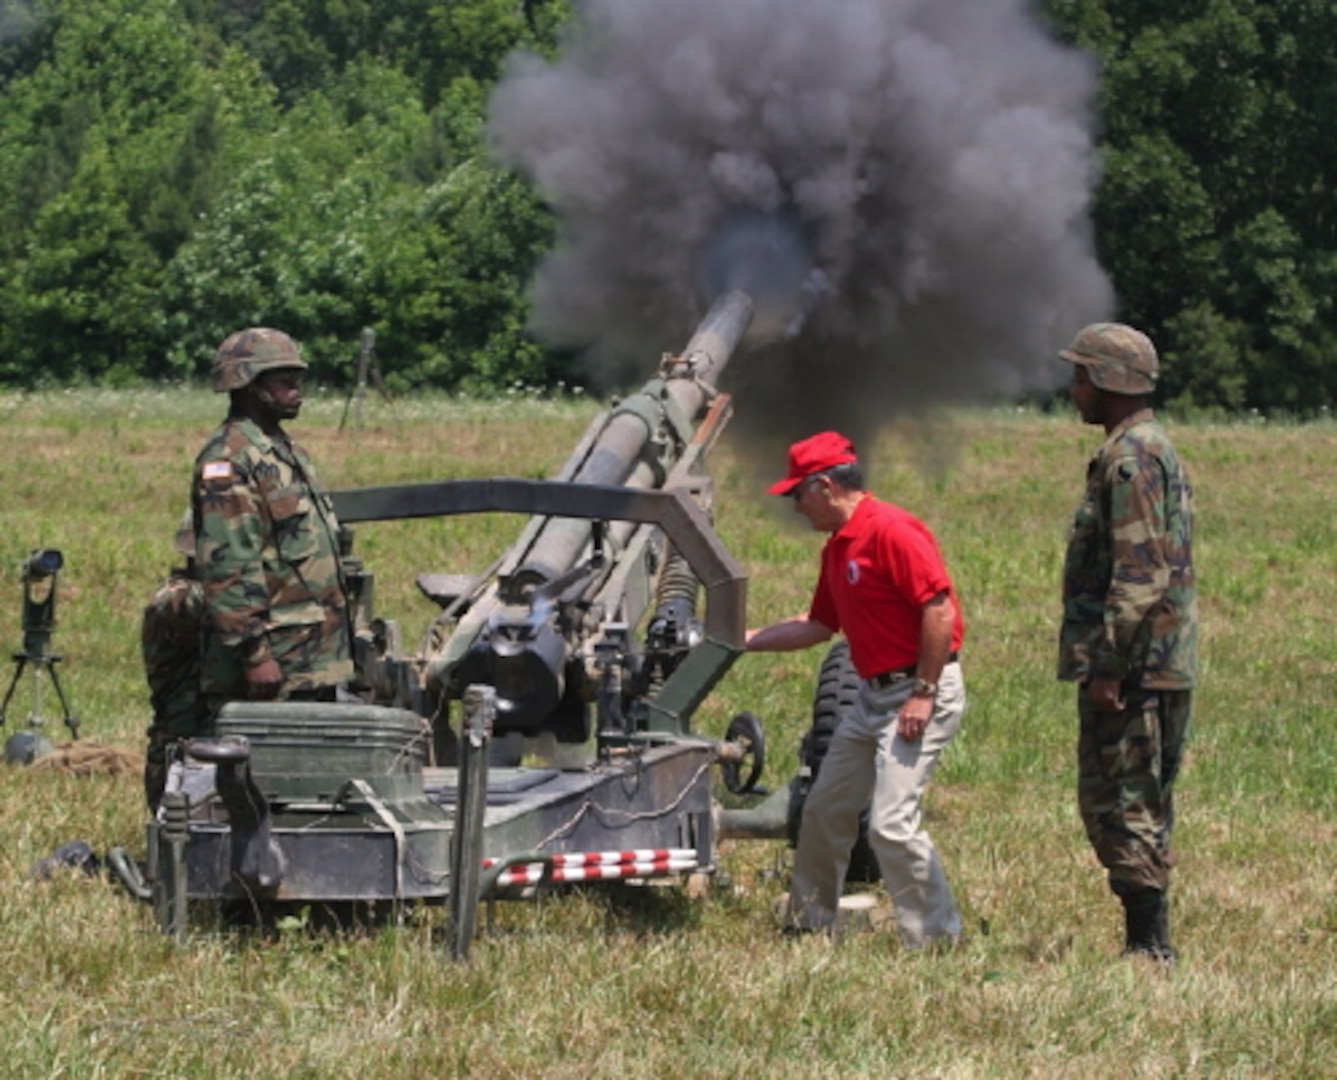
[213,328,307,393]
[1059,322,1158,396]
[767,431,859,495]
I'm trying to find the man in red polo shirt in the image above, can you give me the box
[746,431,966,948]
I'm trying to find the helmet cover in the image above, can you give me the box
[212,328,306,392]
[1059,322,1158,395]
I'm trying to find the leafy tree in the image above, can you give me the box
[2,139,161,383]
[197,0,571,107]
[410,154,560,392]
[0,0,218,383]
[14,0,1337,404]
[1044,0,1337,411]
[0,0,57,92]
[161,60,560,391]
[0,0,575,390]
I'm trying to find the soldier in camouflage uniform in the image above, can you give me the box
[193,328,352,716]
[1058,322,1198,963]
[142,511,206,812]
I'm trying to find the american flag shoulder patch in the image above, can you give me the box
[202,461,233,481]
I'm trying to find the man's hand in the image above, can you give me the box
[244,657,283,700]
[897,694,934,741]
[1086,676,1125,712]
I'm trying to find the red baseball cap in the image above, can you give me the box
[767,431,859,495]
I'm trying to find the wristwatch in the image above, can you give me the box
[911,677,938,699]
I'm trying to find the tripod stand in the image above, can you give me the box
[1,551,80,764]
[338,327,395,431]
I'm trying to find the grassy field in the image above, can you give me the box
[0,387,1333,1078]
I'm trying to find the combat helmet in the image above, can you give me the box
[213,328,307,392]
[1059,322,1158,395]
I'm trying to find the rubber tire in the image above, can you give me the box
[786,641,880,884]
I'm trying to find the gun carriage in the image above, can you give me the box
[119,291,791,950]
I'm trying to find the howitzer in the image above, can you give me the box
[338,289,755,756]
[122,291,775,944]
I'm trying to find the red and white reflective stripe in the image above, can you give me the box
[483,848,697,870]
[482,848,700,888]
[492,857,698,888]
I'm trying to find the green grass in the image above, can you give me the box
[0,390,1333,1078]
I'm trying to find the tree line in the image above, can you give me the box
[1,0,1334,411]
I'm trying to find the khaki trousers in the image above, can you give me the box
[787,662,965,947]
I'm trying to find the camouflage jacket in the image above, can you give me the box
[1059,410,1198,688]
[141,566,205,737]
[193,413,352,697]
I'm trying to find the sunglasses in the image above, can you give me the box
[790,474,825,501]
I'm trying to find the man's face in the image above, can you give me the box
[253,368,304,421]
[1070,363,1103,426]
[790,473,840,532]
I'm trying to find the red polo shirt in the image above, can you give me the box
[808,496,965,678]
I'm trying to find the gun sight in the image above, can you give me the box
[23,549,62,582]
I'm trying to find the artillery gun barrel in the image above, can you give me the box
[515,290,754,586]
[413,289,755,735]
[569,291,754,483]
[572,288,754,485]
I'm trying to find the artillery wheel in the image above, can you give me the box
[720,710,766,795]
[786,640,880,884]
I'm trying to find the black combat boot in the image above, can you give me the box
[1152,889,1177,963]
[1120,888,1175,964]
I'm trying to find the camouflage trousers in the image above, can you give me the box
[144,691,210,813]
[1077,688,1192,893]
[143,728,176,814]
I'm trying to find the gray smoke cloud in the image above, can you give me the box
[488,0,1112,455]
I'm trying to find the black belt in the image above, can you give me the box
[866,652,959,690]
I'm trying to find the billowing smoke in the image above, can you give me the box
[488,0,1112,454]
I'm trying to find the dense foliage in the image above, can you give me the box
[1,0,1335,408]
[1044,0,1337,410]
[0,0,570,390]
